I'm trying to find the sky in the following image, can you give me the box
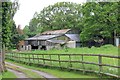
[13,0,86,29]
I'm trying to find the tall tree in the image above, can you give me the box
[23,12,42,37]
[2,0,19,48]
[0,0,19,73]
[80,2,119,43]
[38,2,82,31]
[25,2,83,36]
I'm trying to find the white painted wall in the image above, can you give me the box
[115,38,119,47]
[66,41,76,48]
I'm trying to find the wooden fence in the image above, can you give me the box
[5,52,120,78]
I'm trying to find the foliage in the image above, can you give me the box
[24,2,83,37]
[2,0,19,48]
[80,2,119,41]
[23,25,40,37]
[37,2,82,31]
[24,2,119,43]
[12,34,25,47]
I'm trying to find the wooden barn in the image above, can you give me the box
[23,29,80,50]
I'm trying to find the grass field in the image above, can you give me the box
[24,44,118,55]
[6,44,119,78]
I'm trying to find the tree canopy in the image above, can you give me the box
[2,0,19,48]
[24,2,83,37]
[80,2,119,41]
[24,2,120,43]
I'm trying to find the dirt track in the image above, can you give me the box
[6,62,61,80]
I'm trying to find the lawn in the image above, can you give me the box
[23,44,118,55]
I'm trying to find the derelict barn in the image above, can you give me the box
[23,29,80,50]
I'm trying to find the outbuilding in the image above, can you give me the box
[23,29,80,50]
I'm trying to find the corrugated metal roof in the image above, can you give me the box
[47,40,66,44]
[41,29,71,35]
[65,34,80,41]
[25,35,61,40]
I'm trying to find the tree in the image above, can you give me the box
[80,2,119,43]
[2,0,19,48]
[26,2,82,35]
[24,1,119,46]
[0,0,19,73]
[23,12,42,37]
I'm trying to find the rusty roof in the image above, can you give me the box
[41,29,71,35]
[25,35,61,40]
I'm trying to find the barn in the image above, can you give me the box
[22,29,80,50]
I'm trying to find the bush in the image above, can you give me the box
[101,44,115,49]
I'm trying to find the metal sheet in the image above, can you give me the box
[65,34,80,41]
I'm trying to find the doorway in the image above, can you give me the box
[31,45,38,50]
[41,46,46,50]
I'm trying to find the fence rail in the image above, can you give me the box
[5,52,120,78]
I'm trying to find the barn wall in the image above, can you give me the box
[115,37,119,47]
[66,41,76,48]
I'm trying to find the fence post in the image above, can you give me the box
[42,55,45,65]
[49,55,52,66]
[98,55,102,77]
[11,53,13,60]
[12,53,15,61]
[24,54,27,64]
[37,54,39,64]
[58,54,61,68]
[82,54,85,74]
[69,54,72,68]
[28,54,31,65]
[19,53,20,63]
[32,54,35,64]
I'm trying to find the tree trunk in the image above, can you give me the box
[0,45,6,73]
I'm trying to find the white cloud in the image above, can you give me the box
[13,0,86,29]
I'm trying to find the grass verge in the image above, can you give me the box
[6,60,100,78]
[21,44,118,55]
[6,63,45,79]
[2,71,17,78]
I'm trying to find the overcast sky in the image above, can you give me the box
[13,0,86,29]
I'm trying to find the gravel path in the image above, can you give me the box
[6,62,61,80]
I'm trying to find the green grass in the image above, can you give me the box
[23,44,118,55]
[6,60,99,78]
[2,71,17,78]
[21,69,44,79]
[6,44,119,78]
[0,75,2,80]
[6,64,44,79]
